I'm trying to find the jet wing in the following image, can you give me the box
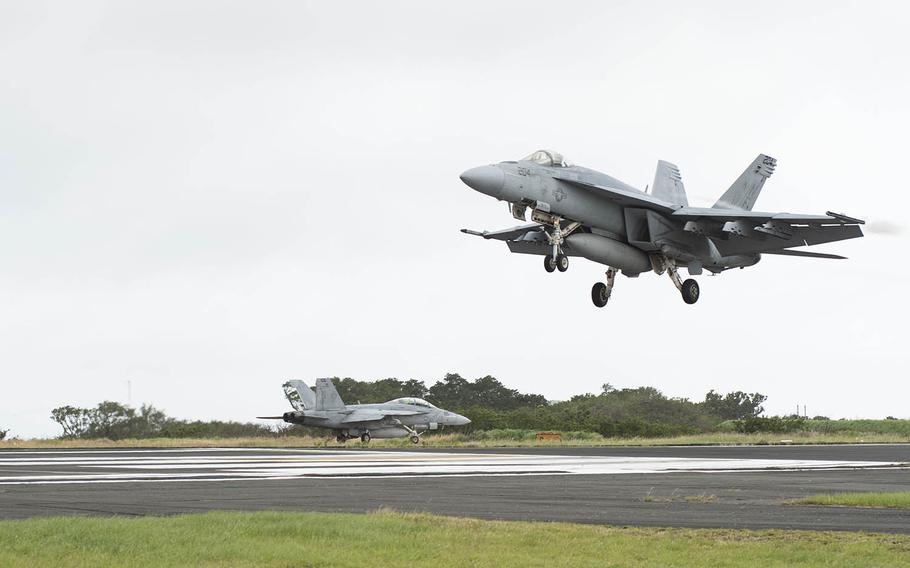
[550,175,678,213]
[671,207,865,226]
[340,409,421,423]
[670,208,864,256]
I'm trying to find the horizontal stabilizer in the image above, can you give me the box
[256,415,285,420]
[764,250,847,260]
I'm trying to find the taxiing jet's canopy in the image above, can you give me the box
[387,397,437,408]
[521,149,569,167]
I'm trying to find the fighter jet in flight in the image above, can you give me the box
[258,379,471,444]
[460,150,863,306]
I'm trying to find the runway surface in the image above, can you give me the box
[2,445,909,532]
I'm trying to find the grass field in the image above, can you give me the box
[795,492,910,509]
[2,430,909,450]
[0,510,908,567]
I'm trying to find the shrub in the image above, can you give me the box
[734,416,806,434]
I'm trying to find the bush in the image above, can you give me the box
[714,420,738,433]
[733,416,806,434]
[0,429,7,441]
[805,419,910,435]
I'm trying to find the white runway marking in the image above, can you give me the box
[0,449,902,486]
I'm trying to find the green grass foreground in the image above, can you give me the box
[1,511,908,568]
[2,430,909,450]
[796,492,910,509]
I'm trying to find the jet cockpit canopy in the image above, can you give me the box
[521,149,569,167]
[388,397,437,408]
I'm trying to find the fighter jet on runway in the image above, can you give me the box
[258,379,471,444]
[460,150,864,306]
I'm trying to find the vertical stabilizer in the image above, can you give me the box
[651,160,688,206]
[314,378,346,410]
[713,154,776,211]
[283,380,316,411]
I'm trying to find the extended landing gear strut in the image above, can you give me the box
[591,267,616,308]
[394,420,425,444]
[541,217,578,274]
[664,259,699,304]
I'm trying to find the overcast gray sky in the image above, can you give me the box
[2,1,908,437]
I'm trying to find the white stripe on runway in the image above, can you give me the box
[0,449,903,485]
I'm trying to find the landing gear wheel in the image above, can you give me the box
[681,279,700,304]
[556,254,569,272]
[409,435,420,444]
[544,255,557,273]
[336,435,346,443]
[360,433,371,443]
[591,282,609,308]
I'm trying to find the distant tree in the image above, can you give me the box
[426,373,547,411]
[50,405,93,438]
[0,429,7,441]
[331,377,428,404]
[51,401,175,440]
[426,373,473,409]
[701,390,767,420]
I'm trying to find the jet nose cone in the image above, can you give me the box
[452,414,471,426]
[459,165,504,197]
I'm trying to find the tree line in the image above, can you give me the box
[47,373,769,440]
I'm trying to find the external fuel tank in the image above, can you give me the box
[566,233,651,275]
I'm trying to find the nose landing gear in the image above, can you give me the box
[540,217,578,273]
[393,419,425,444]
[544,253,569,273]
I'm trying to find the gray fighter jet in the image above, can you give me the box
[258,379,471,443]
[460,150,864,306]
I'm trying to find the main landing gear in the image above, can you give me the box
[334,432,372,444]
[662,257,700,305]
[591,267,616,307]
[589,258,700,308]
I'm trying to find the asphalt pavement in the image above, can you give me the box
[1,445,908,533]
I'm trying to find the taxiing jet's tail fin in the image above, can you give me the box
[314,378,346,410]
[283,380,316,411]
[713,154,776,211]
[651,160,688,207]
